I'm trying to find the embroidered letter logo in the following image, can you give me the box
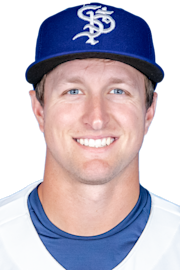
[72,5,116,45]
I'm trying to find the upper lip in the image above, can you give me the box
[73,135,118,140]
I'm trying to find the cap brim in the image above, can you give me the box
[26,51,164,87]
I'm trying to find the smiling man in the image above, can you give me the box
[0,3,180,270]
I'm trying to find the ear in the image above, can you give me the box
[29,90,44,133]
[144,92,158,135]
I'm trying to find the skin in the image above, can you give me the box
[29,59,157,236]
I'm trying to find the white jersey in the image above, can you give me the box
[0,181,180,270]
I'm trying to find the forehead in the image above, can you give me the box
[46,58,145,89]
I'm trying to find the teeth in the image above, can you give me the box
[76,137,115,148]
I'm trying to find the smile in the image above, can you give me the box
[74,137,118,153]
[74,137,116,148]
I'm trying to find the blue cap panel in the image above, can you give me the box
[26,3,164,86]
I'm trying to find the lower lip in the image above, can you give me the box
[73,138,118,152]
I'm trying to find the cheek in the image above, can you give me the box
[43,102,82,138]
[113,102,146,138]
[117,103,144,125]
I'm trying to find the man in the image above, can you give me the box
[0,2,180,270]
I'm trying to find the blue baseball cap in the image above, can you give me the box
[26,2,164,87]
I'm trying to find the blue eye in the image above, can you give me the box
[67,88,124,95]
[67,89,79,93]
[110,89,125,94]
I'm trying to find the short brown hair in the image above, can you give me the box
[35,73,154,110]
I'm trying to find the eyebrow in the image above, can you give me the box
[63,76,125,85]
[63,76,84,84]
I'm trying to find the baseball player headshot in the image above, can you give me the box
[0,1,180,269]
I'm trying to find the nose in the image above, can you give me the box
[82,95,109,130]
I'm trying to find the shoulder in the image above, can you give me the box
[149,192,180,213]
[0,180,42,227]
[150,192,180,220]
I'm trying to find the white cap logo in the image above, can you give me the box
[72,4,116,45]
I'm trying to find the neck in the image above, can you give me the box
[38,155,140,236]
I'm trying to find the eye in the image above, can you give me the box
[66,89,80,95]
[66,88,125,95]
[110,89,125,95]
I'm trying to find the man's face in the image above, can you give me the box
[31,59,156,185]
